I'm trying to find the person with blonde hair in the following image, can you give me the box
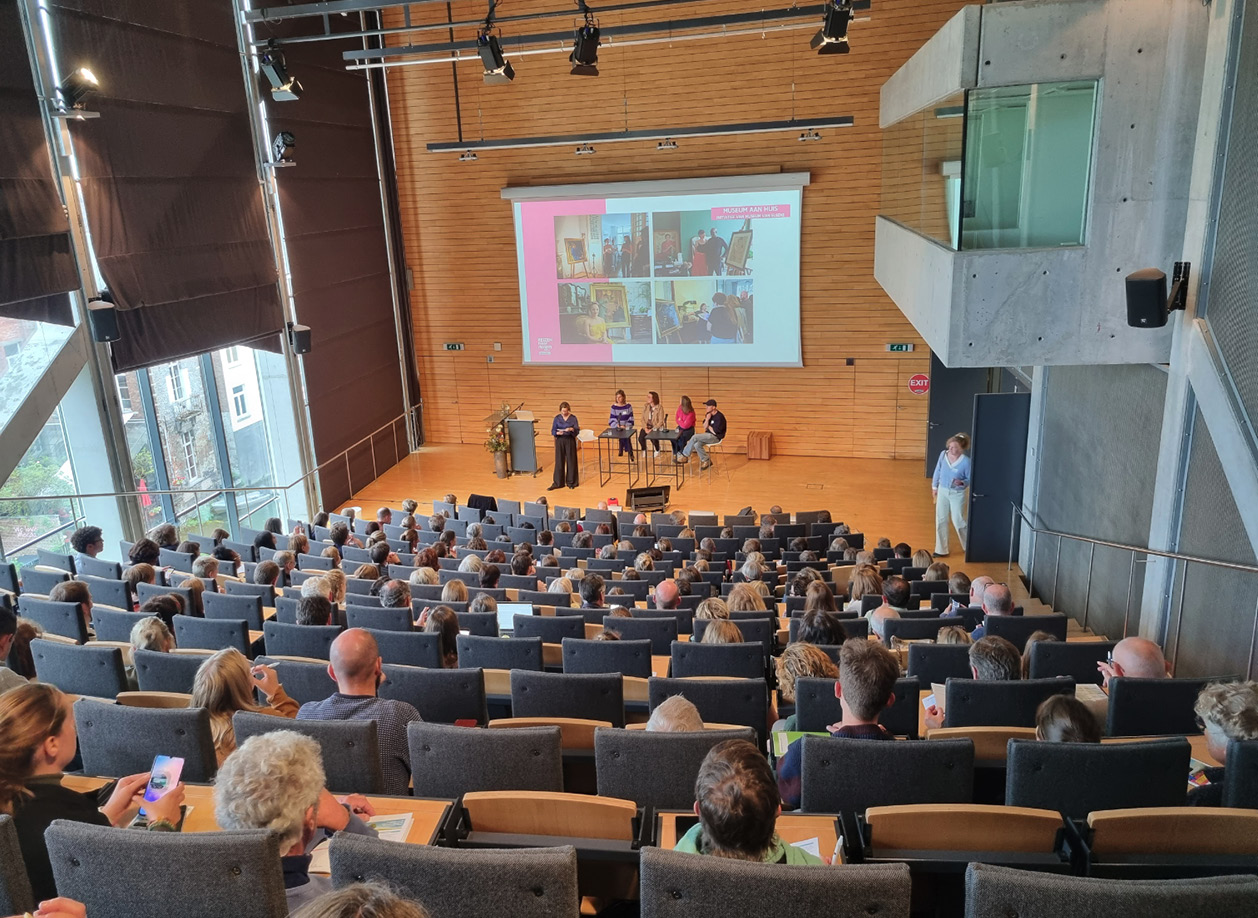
[291,883,430,918]
[122,563,157,608]
[409,567,439,587]
[911,549,933,570]
[0,684,186,902]
[646,695,705,732]
[353,563,380,581]
[726,583,766,612]
[324,568,347,604]
[548,576,574,595]
[302,576,332,601]
[932,432,971,556]
[458,554,483,574]
[937,624,972,645]
[700,619,744,644]
[190,648,298,764]
[1188,681,1258,806]
[923,561,950,582]
[130,616,174,653]
[844,565,883,613]
[777,642,838,707]
[175,574,205,618]
[321,546,342,568]
[214,730,378,911]
[441,579,468,603]
[288,532,310,556]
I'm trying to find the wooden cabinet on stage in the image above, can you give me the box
[747,431,773,460]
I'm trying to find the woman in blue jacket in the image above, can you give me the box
[932,433,971,556]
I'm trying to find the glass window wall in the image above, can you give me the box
[0,410,82,565]
[0,317,76,431]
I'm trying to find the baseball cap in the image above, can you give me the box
[703,399,718,406]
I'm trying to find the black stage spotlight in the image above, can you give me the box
[260,41,303,101]
[570,22,600,76]
[810,0,853,54]
[271,131,296,165]
[478,32,515,83]
[58,67,99,110]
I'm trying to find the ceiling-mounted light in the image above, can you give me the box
[260,40,303,101]
[458,150,479,162]
[478,32,514,83]
[575,143,596,155]
[270,131,296,166]
[57,67,99,109]
[798,129,822,142]
[810,0,853,54]
[570,3,600,76]
[657,138,678,150]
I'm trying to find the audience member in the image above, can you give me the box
[149,523,178,548]
[129,615,174,654]
[868,575,910,640]
[441,579,468,603]
[69,525,104,566]
[645,695,704,732]
[1020,629,1058,679]
[700,619,744,644]
[1097,636,1172,689]
[0,684,185,902]
[695,597,729,620]
[324,569,347,604]
[777,640,899,809]
[1189,681,1258,806]
[654,579,681,610]
[776,642,839,716]
[290,882,429,918]
[676,739,824,863]
[0,609,27,694]
[970,582,1013,639]
[128,538,161,566]
[795,610,847,646]
[191,648,298,764]
[468,593,497,617]
[423,607,460,668]
[214,730,377,911]
[936,624,972,645]
[297,596,334,627]
[409,567,438,587]
[479,564,501,589]
[580,574,606,609]
[1035,694,1101,744]
[379,580,411,609]
[47,581,92,637]
[254,560,281,587]
[274,551,297,582]
[302,576,332,601]
[7,618,40,681]
[726,583,767,612]
[138,594,180,629]
[845,566,882,613]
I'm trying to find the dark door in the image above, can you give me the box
[925,351,991,477]
[967,392,1032,563]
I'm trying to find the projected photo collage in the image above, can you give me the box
[554,210,755,347]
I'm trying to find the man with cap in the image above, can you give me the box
[675,399,727,470]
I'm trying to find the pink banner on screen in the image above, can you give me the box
[519,199,609,362]
[710,204,791,219]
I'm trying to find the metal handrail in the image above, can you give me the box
[0,409,419,504]
[1009,501,1258,679]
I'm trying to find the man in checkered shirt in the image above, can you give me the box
[297,628,422,795]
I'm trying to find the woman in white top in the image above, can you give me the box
[931,433,972,556]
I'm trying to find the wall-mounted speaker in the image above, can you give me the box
[289,323,312,355]
[87,299,121,342]
[1125,268,1168,329]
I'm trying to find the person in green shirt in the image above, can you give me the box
[674,738,825,865]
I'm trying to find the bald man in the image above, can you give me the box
[940,574,994,620]
[654,578,681,610]
[296,628,422,795]
[970,582,1013,640]
[1098,636,1172,689]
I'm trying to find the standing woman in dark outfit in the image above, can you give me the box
[549,402,580,490]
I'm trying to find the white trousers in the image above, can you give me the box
[935,487,968,555]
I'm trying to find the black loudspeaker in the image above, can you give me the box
[627,485,670,512]
[1125,268,1168,329]
[289,323,312,354]
[87,299,121,342]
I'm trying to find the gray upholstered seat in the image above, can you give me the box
[1106,677,1215,736]
[31,640,127,698]
[203,591,266,631]
[509,669,625,726]
[1028,639,1116,684]
[77,556,122,579]
[382,664,487,723]
[881,617,949,646]
[0,814,33,916]
[795,676,922,739]
[19,596,87,643]
[456,634,543,671]
[945,677,1075,728]
[512,613,584,643]
[262,620,340,659]
[369,629,442,667]
[561,637,653,678]
[346,605,413,632]
[691,616,774,651]
[457,611,500,637]
[605,616,677,654]
[74,698,217,781]
[1226,739,1258,808]
[330,834,578,918]
[962,862,1258,918]
[799,736,974,813]
[223,580,275,601]
[639,847,911,918]
[133,649,209,694]
[18,567,69,596]
[232,710,383,794]
[984,612,1070,647]
[173,615,249,655]
[648,677,768,747]
[44,821,287,918]
[79,575,132,613]
[670,641,764,680]
[90,606,148,643]
[407,722,562,797]
[135,581,193,613]
[594,726,755,809]
[252,656,335,704]
[907,643,973,686]
[1005,737,1190,818]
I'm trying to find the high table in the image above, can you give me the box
[597,426,640,487]
[643,429,686,490]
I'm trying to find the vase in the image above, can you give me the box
[494,451,508,478]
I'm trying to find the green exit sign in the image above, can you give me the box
[445,342,464,351]
[886,343,915,353]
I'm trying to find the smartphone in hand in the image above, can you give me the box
[140,754,184,817]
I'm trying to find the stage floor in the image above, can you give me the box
[348,443,1038,604]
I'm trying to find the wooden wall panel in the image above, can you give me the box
[383,0,968,457]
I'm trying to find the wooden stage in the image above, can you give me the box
[347,444,1041,610]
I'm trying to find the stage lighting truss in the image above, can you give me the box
[810,0,853,54]
[260,40,303,100]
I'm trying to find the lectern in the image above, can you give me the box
[481,404,541,477]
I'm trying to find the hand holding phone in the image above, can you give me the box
[139,755,185,821]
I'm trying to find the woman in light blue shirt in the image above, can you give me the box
[931,433,971,556]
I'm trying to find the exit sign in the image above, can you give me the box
[886,343,915,352]
[444,343,464,351]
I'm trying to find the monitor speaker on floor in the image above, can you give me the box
[627,485,669,512]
